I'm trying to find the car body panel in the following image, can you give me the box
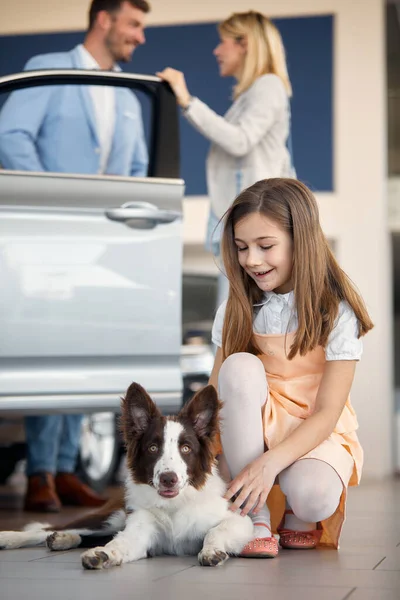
[0,71,185,413]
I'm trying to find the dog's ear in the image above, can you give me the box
[121,382,161,441]
[179,385,221,439]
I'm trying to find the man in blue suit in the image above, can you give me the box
[0,0,149,176]
[0,0,151,513]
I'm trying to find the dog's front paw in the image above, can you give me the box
[81,547,121,570]
[198,547,228,567]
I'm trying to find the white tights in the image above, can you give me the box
[218,353,343,537]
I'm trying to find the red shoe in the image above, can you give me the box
[240,523,279,558]
[277,510,323,549]
[55,473,108,508]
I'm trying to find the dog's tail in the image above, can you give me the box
[0,494,125,551]
[53,496,124,532]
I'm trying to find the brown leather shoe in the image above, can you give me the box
[55,472,108,507]
[24,472,61,513]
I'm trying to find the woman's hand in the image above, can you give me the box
[156,68,192,108]
[224,453,277,517]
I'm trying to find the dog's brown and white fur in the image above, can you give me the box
[0,383,253,568]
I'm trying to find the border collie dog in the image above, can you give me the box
[0,383,253,568]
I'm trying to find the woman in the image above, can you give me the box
[157,10,295,303]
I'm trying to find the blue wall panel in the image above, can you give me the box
[0,15,333,193]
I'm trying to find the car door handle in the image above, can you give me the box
[105,201,181,229]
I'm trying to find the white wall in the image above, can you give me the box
[0,0,393,479]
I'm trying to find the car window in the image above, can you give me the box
[0,81,152,178]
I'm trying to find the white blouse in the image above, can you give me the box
[211,291,363,361]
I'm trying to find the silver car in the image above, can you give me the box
[0,70,214,489]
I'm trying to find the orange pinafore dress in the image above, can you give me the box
[256,331,363,548]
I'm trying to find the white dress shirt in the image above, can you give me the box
[212,291,363,361]
[78,45,116,173]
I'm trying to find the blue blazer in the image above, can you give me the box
[0,46,148,176]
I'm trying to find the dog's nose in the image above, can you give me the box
[160,472,178,488]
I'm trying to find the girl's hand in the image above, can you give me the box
[156,68,192,108]
[224,453,277,516]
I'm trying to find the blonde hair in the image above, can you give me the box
[220,178,374,360]
[219,11,292,99]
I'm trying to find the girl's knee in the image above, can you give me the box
[219,352,265,387]
[218,353,267,410]
[286,479,342,523]
[280,461,343,522]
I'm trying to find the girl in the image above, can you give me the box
[209,178,373,557]
[157,11,295,305]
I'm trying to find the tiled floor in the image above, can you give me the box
[0,476,399,600]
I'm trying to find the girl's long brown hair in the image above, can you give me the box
[220,178,373,360]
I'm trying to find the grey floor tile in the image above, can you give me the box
[0,579,353,600]
[0,555,198,582]
[0,547,53,562]
[340,531,400,546]
[335,544,399,555]
[375,547,400,571]
[339,520,400,546]
[0,577,154,600]
[345,479,400,513]
[233,549,386,570]
[164,561,400,590]
[149,582,353,600]
[349,590,400,600]
[272,550,385,571]
[0,560,97,580]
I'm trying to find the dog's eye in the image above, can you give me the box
[148,444,158,453]
[180,444,191,454]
